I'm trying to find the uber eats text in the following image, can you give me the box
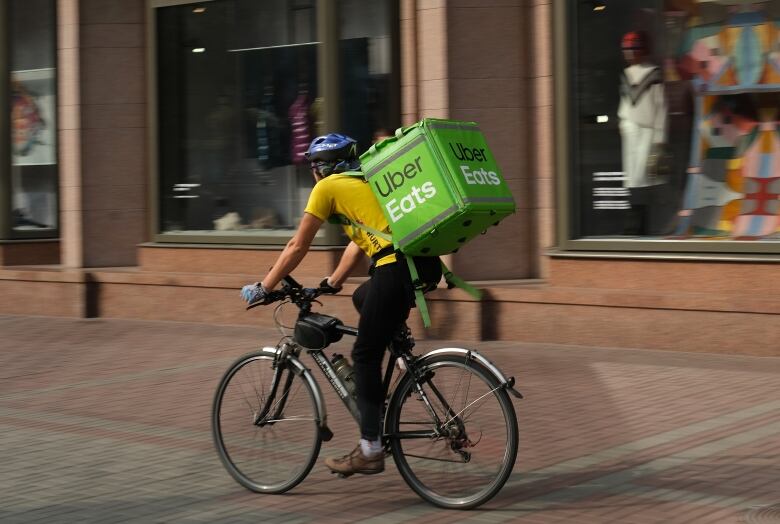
[450,142,501,185]
[372,143,501,224]
[374,156,436,223]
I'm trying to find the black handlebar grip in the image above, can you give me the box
[318,278,342,294]
[281,275,302,289]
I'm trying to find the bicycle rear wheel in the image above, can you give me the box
[386,354,518,509]
[212,350,322,493]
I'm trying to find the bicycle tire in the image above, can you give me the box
[212,350,322,493]
[385,353,518,509]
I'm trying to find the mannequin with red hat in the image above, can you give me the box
[618,30,668,234]
[619,31,667,188]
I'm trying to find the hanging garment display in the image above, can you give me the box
[256,115,269,168]
[310,97,325,136]
[288,92,311,165]
[256,86,281,170]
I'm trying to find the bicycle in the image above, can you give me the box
[211,275,521,510]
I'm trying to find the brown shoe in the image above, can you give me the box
[325,444,385,477]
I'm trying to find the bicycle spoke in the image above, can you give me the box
[261,416,318,423]
[442,385,502,427]
[260,378,305,422]
[234,367,265,414]
[447,360,472,419]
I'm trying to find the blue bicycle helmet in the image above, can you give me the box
[305,133,359,176]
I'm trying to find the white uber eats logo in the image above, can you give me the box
[373,156,437,223]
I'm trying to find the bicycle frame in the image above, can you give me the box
[255,326,410,430]
[251,323,462,444]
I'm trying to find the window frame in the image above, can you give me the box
[0,4,9,238]
[553,0,780,256]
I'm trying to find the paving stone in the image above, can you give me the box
[1,315,779,522]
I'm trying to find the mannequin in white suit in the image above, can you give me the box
[619,31,667,188]
[618,31,669,235]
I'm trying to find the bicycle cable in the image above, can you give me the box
[273,300,297,336]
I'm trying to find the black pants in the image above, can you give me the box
[351,256,441,440]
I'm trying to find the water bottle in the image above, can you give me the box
[331,353,356,397]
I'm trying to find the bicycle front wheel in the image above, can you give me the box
[386,354,518,509]
[212,350,322,493]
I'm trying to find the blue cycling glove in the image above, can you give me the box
[240,283,270,305]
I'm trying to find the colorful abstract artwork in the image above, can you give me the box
[673,7,780,240]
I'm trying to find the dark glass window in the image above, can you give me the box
[570,0,780,242]
[339,0,400,153]
[8,0,58,235]
[157,0,319,237]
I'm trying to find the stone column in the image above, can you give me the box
[58,0,146,268]
[58,0,84,267]
[401,0,449,126]
[527,0,554,279]
[400,0,418,125]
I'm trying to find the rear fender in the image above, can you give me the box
[419,347,523,399]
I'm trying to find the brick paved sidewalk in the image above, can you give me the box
[1,315,779,523]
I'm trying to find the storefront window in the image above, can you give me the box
[157,0,319,237]
[569,0,780,243]
[155,0,400,240]
[8,0,58,235]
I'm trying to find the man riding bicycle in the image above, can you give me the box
[240,133,442,476]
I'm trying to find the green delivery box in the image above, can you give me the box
[359,118,515,256]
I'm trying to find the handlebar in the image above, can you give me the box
[249,275,360,338]
[246,275,330,312]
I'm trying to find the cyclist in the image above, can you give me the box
[240,133,441,476]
